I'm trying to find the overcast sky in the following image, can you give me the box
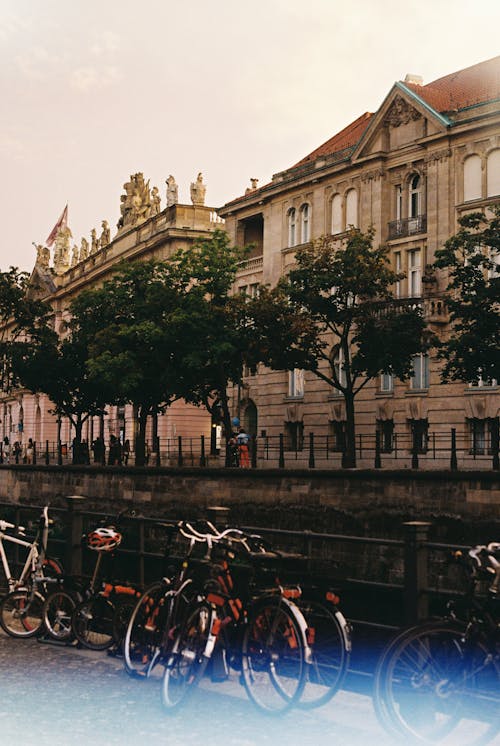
[1,0,499,272]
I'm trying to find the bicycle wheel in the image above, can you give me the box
[112,593,140,649]
[0,589,45,638]
[241,596,307,715]
[124,582,168,678]
[161,600,214,711]
[375,620,500,745]
[297,599,350,709]
[43,589,79,642]
[72,595,115,650]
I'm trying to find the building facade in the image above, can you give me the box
[1,173,218,458]
[219,56,500,468]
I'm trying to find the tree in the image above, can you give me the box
[433,207,500,384]
[169,230,251,451]
[0,267,52,392]
[11,324,109,463]
[70,260,192,466]
[250,229,427,467]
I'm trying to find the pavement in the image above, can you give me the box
[0,629,391,746]
[0,630,498,746]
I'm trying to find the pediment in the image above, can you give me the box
[27,264,57,301]
[353,83,450,161]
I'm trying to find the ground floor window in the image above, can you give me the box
[377,419,394,453]
[409,418,428,453]
[285,421,304,451]
[468,417,496,455]
[328,420,346,452]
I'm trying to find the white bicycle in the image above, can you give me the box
[0,506,63,637]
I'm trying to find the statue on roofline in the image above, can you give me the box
[117,172,152,229]
[190,172,206,206]
[166,175,178,207]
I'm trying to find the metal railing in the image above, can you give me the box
[0,501,474,631]
[388,214,427,239]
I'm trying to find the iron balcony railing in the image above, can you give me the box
[388,214,427,240]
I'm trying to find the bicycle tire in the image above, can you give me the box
[124,581,168,678]
[72,595,115,650]
[0,589,45,638]
[161,599,214,711]
[296,599,351,709]
[241,596,308,715]
[374,620,500,745]
[43,589,80,642]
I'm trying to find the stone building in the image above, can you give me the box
[1,173,219,457]
[219,56,500,468]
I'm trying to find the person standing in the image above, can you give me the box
[123,439,130,465]
[3,437,10,464]
[237,427,250,469]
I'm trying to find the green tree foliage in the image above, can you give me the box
[70,260,190,466]
[170,230,250,444]
[251,229,427,467]
[433,207,500,384]
[0,267,52,391]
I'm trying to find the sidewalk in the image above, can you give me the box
[0,630,389,746]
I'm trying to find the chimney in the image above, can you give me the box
[404,73,423,86]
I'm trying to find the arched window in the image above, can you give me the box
[463,154,482,201]
[487,149,500,197]
[300,204,310,243]
[331,194,342,234]
[409,174,421,218]
[333,347,347,388]
[287,208,296,247]
[345,189,358,228]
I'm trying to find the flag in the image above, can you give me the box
[46,204,68,247]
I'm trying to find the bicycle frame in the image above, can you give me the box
[0,507,52,593]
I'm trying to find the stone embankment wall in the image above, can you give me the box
[0,465,499,542]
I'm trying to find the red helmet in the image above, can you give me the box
[86,526,122,552]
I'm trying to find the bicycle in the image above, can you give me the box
[0,506,63,638]
[160,528,311,715]
[123,519,226,679]
[373,542,500,745]
[43,512,141,649]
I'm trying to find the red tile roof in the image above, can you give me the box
[404,55,500,113]
[292,112,373,167]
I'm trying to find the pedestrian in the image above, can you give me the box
[25,438,34,464]
[108,435,119,465]
[123,439,130,465]
[2,436,10,464]
[237,427,250,468]
[13,441,22,464]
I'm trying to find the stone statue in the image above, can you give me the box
[151,186,161,215]
[53,225,72,274]
[71,244,79,267]
[79,237,89,262]
[100,220,110,247]
[90,228,99,254]
[190,172,206,206]
[166,175,178,207]
[117,172,152,229]
[34,244,50,269]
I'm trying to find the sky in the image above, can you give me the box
[1,0,499,272]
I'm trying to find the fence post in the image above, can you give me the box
[411,429,419,469]
[450,428,458,470]
[177,436,183,467]
[32,441,37,465]
[45,440,50,465]
[64,495,86,576]
[374,430,381,468]
[278,433,285,469]
[403,521,431,625]
[199,435,206,467]
[0,443,3,464]
[308,432,315,468]
[492,417,499,471]
[155,436,161,467]
[251,434,257,469]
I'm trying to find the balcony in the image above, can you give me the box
[388,215,427,240]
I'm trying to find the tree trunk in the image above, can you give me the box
[72,417,84,465]
[134,406,149,466]
[343,391,357,468]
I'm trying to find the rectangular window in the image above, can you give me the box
[410,420,429,454]
[408,249,421,297]
[396,185,403,221]
[394,252,402,298]
[285,421,304,451]
[380,372,394,392]
[333,348,347,388]
[377,420,394,453]
[288,369,304,398]
[410,353,429,390]
[328,421,346,452]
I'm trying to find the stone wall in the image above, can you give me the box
[0,465,499,542]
